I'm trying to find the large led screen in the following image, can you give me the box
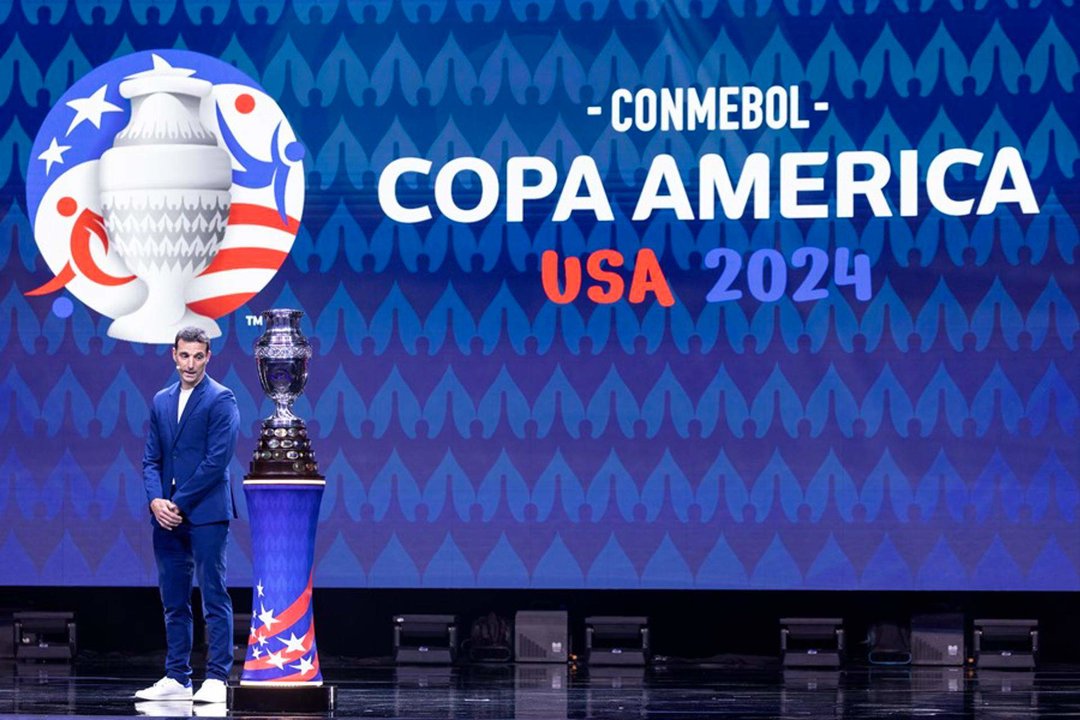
[1,0,1077,589]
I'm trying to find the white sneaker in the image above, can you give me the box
[134,676,193,701]
[192,678,228,704]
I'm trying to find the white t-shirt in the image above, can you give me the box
[177,377,203,422]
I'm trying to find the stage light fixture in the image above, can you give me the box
[584,616,649,666]
[393,614,459,664]
[780,617,844,668]
[514,611,568,664]
[13,612,76,661]
[911,613,965,666]
[974,618,1038,669]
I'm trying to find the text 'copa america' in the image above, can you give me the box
[376,84,1040,308]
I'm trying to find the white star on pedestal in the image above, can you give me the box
[65,84,122,135]
[290,655,315,675]
[258,603,279,632]
[265,650,286,670]
[280,632,306,654]
[37,138,71,175]
[256,581,265,598]
[124,53,197,81]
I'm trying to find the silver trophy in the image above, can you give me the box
[251,309,320,478]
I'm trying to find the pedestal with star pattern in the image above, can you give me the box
[240,478,325,685]
[231,478,334,712]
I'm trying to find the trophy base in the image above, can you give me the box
[250,422,321,478]
[229,684,335,713]
[108,307,221,344]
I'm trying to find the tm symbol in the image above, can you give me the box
[246,315,264,326]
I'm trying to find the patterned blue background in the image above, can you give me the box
[0,0,1077,589]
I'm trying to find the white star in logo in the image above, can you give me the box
[258,603,279,632]
[280,632,306,655]
[64,84,122,135]
[290,655,315,675]
[265,650,286,670]
[124,53,197,81]
[256,581,265,598]
[37,138,71,175]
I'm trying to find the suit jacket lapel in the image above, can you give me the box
[176,377,209,440]
[167,384,180,449]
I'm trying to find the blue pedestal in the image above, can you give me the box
[240,479,325,687]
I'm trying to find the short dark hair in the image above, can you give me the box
[174,326,211,352]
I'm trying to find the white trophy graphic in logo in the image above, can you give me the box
[99,62,232,341]
[26,51,304,345]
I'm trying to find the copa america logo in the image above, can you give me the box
[25,50,304,344]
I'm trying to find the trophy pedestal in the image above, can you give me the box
[229,684,335,713]
[240,309,333,706]
[240,478,328,686]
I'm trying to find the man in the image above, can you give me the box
[135,327,240,704]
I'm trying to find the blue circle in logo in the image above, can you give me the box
[52,296,74,318]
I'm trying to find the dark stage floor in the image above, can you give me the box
[2,657,1080,719]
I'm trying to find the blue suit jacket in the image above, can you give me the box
[143,374,240,525]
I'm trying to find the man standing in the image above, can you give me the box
[135,327,240,704]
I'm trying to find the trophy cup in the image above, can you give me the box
[232,309,334,712]
[99,58,231,343]
[250,308,319,476]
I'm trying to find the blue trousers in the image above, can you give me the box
[153,522,233,683]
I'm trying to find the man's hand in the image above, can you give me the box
[150,498,183,530]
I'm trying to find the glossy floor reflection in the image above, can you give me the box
[2,658,1079,718]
